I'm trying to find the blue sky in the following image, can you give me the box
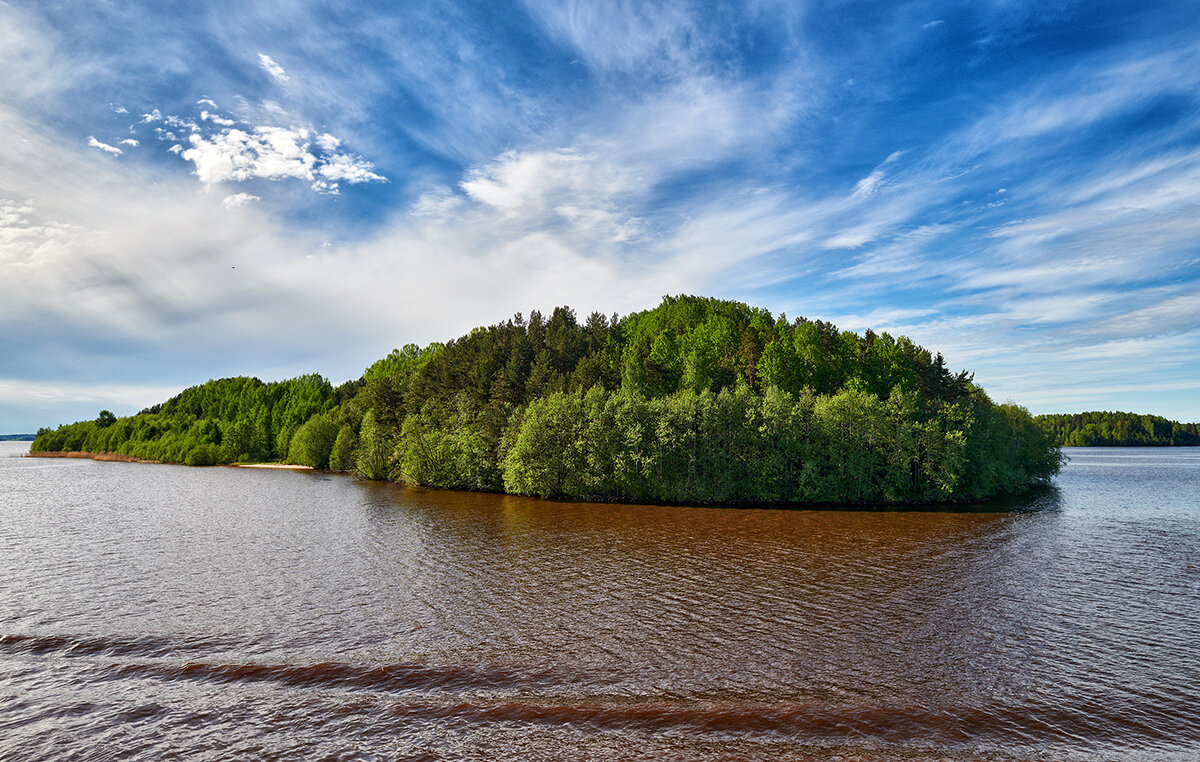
[2,0,1199,432]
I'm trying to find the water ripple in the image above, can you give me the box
[1,443,1199,760]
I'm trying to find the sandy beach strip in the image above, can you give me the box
[27,451,154,462]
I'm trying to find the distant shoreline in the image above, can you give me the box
[0,435,34,441]
[25,451,312,469]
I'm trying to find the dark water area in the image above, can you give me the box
[2,441,1198,760]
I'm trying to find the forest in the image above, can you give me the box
[1035,411,1200,447]
[31,295,1063,504]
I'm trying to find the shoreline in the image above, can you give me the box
[26,451,311,469]
[27,450,159,463]
[22,449,1057,510]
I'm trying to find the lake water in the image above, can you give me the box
[2,441,1198,760]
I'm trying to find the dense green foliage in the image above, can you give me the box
[355,410,391,480]
[497,386,1022,503]
[1036,411,1199,447]
[329,426,357,471]
[32,295,1062,503]
[32,375,344,465]
[286,414,340,469]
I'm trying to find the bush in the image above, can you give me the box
[184,443,221,466]
[329,425,358,471]
[355,410,392,480]
[286,414,339,469]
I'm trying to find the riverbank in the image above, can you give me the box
[27,450,157,463]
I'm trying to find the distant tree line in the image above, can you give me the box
[32,295,1062,503]
[1035,411,1199,447]
[32,374,348,467]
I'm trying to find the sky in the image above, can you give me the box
[2,0,1199,433]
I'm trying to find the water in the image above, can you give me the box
[1,441,1198,760]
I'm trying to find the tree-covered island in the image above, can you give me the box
[1035,411,1199,447]
[32,295,1062,504]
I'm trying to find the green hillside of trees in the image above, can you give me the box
[1035,411,1200,447]
[32,295,1062,503]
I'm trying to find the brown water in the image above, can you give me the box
[1,441,1198,760]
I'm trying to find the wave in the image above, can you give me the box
[110,660,564,693]
[103,658,1197,749]
[370,698,1189,748]
[6,636,1194,751]
[0,633,238,659]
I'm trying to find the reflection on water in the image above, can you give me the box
[1,442,1198,760]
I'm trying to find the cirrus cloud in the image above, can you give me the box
[257,53,289,83]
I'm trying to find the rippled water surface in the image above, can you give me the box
[2,442,1198,760]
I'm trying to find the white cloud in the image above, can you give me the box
[1088,288,1200,339]
[851,152,905,197]
[119,139,138,147]
[86,136,122,156]
[177,124,385,192]
[524,0,708,77]
[461,149,633,215]
[316,151,385,185]
[456,148,644,244]
[222,192,261,208]
[181,127,313,184]
[831,225,950,280]
[200,110,235,127]
[0,4,73,102]
[410,188,464,218]
[824,227,877,248]
[950,46,1200,157]
[464,149,581,213]
[257,53,289,83]
[0,199,79,261]
[852,168,886,197]
[164,114,198,132]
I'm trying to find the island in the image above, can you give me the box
[31,295,1062,504]
[1035,412,1200,447]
